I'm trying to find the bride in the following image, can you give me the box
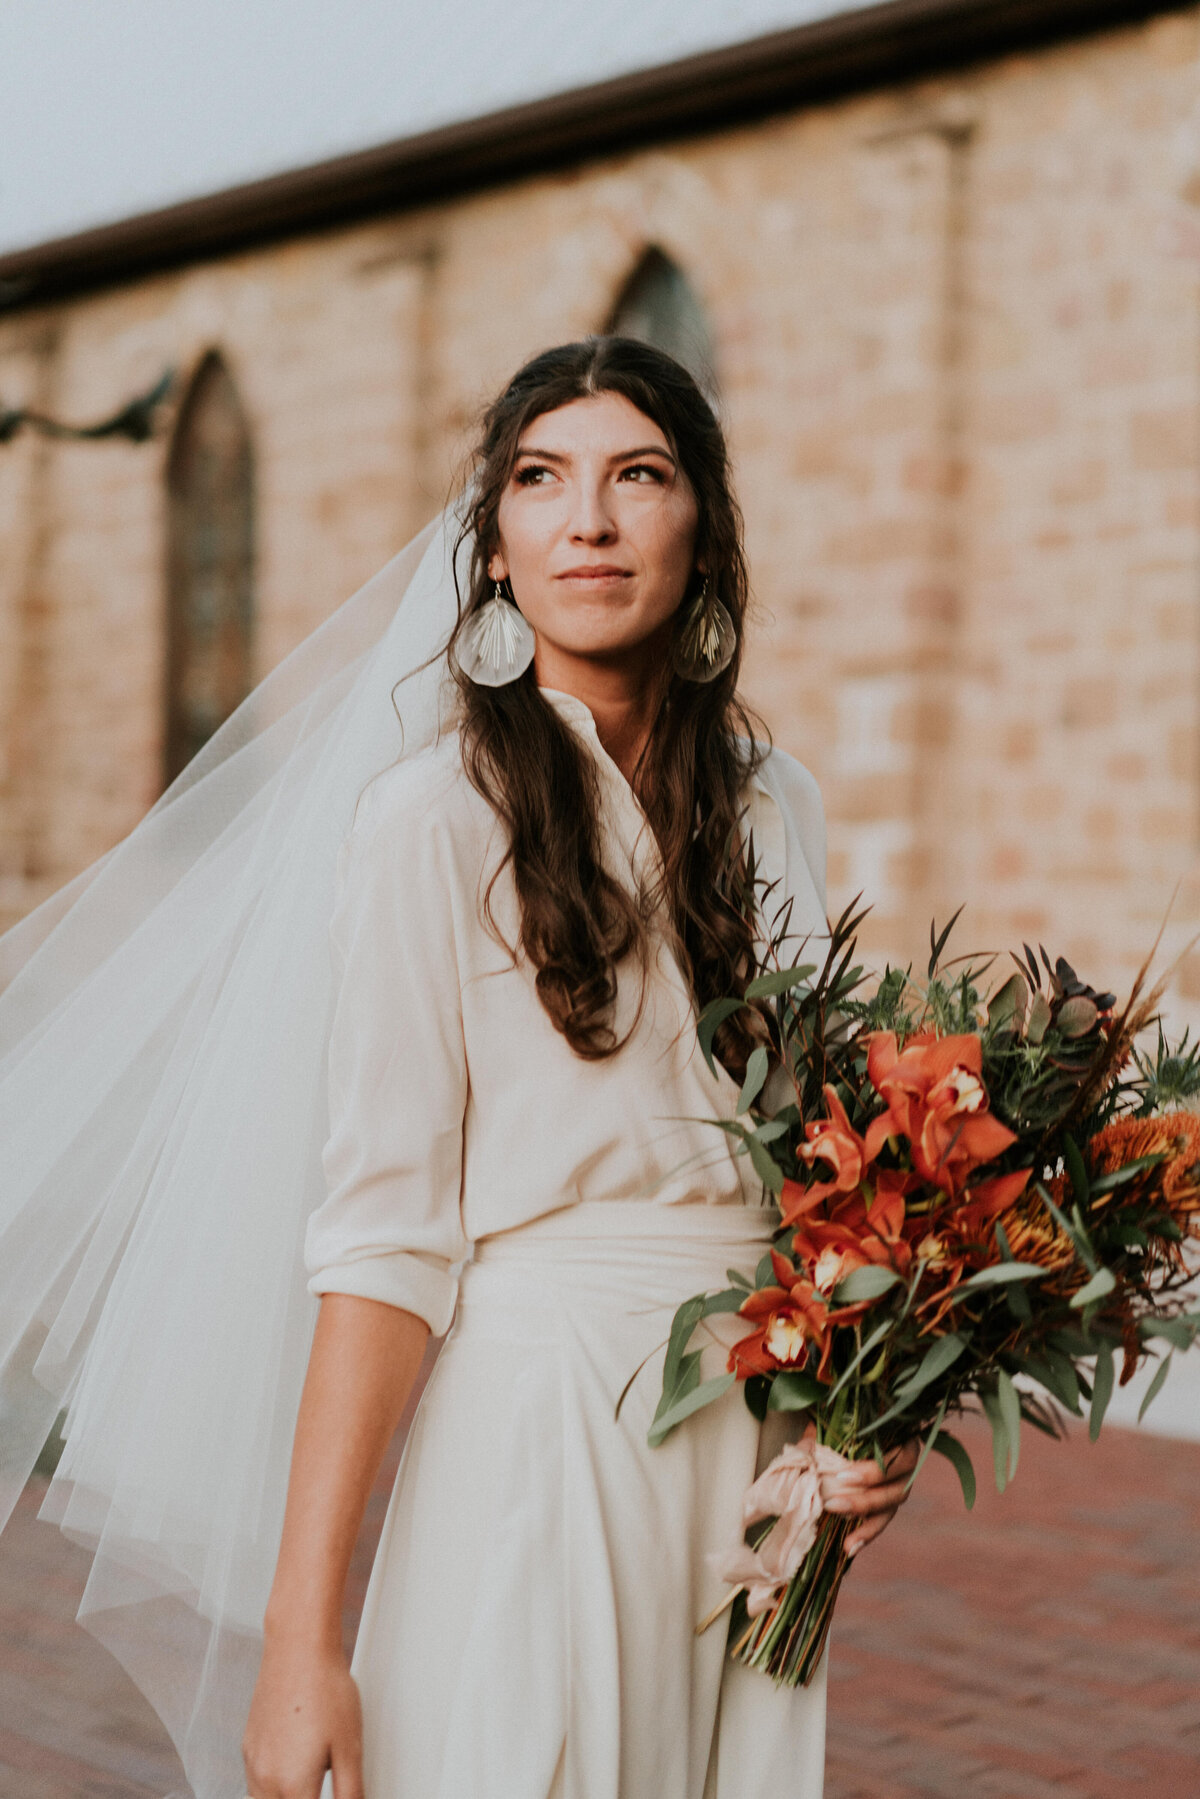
[0,335,915,1799]
[242,339,916,1799]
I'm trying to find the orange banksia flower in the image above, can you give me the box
[1085,1112,1200,1240]
[993,1190,1080,1292]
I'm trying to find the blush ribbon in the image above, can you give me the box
[709,1439,858,1617]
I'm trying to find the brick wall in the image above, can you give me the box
[4,7,1200,1028]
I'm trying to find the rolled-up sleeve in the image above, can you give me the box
[304,785,468,1336]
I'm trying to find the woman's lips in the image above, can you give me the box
[555,566,632,582]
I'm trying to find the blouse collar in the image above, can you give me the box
[538,686,604,742]
[536,685,787,950]
[537,684,776,807]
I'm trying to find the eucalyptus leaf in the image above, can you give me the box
[700,1288,751,1317]
[997,1368,1021,1484]
[1050,1326,1093,1359]
[1026,990,1052,1044]
[743,1374,770,1422]
[737,1046,769,1115]
[959,1263,1047,1291]
[1069,1266,1116,1311]
[987,972,1027,1031]
[747,1135,785,1194]
[651,1349,701,1433]
[767,1370,823,1411]
[647,1372,737,1446]
[832,1265,901,1304]
[696,998,745,1077]
[980,1384,1010,1493]
[1019,1400,1064,1441]
[1089,1339,1115,1442]
[662,1297,705,1395]
[1138,1316,1196,1352]
[1062,1135,1090,1204]
[1021,1350,1082,1416]
[725,1267,753,1291]
[931,1430,976,1509]
[1069,1200,1097,1264]
[1090,1153,1167,1196]
[906,1392,950,1492]
[1036,1181,1096,1274]
[1138,1353,1173,1423]
[1005,1278,1034,1323]
[893,1331,967,1404]
[744,963,817,1000]
[827,1316,893,1401]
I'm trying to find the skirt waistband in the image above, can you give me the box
[457,1203,776,1330]
[470,1199,777,1264]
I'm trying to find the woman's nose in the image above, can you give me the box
[568,480,617,543]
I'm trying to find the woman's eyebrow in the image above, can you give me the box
[513,444,677,464]
[612,445,676,464]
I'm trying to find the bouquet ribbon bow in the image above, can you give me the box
[709,1440,857,1617]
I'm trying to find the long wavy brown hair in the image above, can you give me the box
[447,337,770,1080]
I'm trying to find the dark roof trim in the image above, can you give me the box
[0,0,1185,312]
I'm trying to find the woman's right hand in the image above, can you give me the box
[243,1634,363,1799]
[243,1294,430,1798]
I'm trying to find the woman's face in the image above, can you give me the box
[488,391,700,687]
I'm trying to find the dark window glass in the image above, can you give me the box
[607,248,718,401]
[164,351,254,786]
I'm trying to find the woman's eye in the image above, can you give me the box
[618,463,667,484]
[515,464,553,486]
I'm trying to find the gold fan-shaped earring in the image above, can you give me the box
[671,577,736,683]
[459,579,537,686]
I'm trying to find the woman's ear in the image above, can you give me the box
[487,551,509,583]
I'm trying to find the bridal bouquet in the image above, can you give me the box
[649,900,1200,1687]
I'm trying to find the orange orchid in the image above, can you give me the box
[824,1167,916,1253]
[795,1086,871,1199]
[727,1249,855,1384]
[905,1166,1033,1329]
[864,1030,1018,1197]
[790,1212,902,1295]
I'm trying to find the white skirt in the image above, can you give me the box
[343,1201,827,1799]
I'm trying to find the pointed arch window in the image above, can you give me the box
[164,351,255,786]
[606,248,717,401]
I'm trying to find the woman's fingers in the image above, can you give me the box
[331,1747,366,1799]
[820,1438,923,1555]
[242,1644,363,1799]
[844,1510,894,1557]
[886,1439,921,1474]
[822,1473,911,1516]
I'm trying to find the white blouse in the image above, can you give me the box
[304,688,828,1337]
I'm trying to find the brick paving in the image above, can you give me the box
[2,1414,1198,1798]
[825,1418,1200,1798]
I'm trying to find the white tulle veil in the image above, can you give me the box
[0,503,468,1797]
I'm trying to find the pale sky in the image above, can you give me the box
[0,0,873,258]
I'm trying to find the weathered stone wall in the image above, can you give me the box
[4,8,1200,1020]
